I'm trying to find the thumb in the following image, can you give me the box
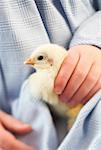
[0,111,32,134]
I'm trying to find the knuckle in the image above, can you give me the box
[97,78,101,88]
[0,111,6,121]
[60,94,67,102]
[87,74,97,83]
[0,111,3,119]
[77,68,85,79]
[99,77,101,84]
[66,57,75,67]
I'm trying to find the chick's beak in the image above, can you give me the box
[24,58,35,65]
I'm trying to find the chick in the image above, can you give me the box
[24,44,83,128]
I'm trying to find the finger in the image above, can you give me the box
[0,111,32,134]
[54,50,80,94]
[0,125,34,150]
[11,139,35,150]
[82,76,101,104]
[68,63,101,106]
[59,56,92,102]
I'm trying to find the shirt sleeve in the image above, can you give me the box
[59,0,101,48]
[60,0,96,33]
[70,11,101,48]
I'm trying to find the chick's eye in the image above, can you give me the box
[37,55,44,60]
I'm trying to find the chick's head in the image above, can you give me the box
[24,44,67,73]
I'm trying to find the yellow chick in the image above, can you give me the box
[24,44,83,129]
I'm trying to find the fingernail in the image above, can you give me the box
[68,100,76,107]
[54,88,61,95]
[59,95,64,102]
[59,95,68,103]
[22,124,32,128]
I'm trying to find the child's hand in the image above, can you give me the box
[54,45,101,107]
[0,111,35,150]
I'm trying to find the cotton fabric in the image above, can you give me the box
[0,0,101,149]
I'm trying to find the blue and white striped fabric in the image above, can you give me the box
[0,0,101,150]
